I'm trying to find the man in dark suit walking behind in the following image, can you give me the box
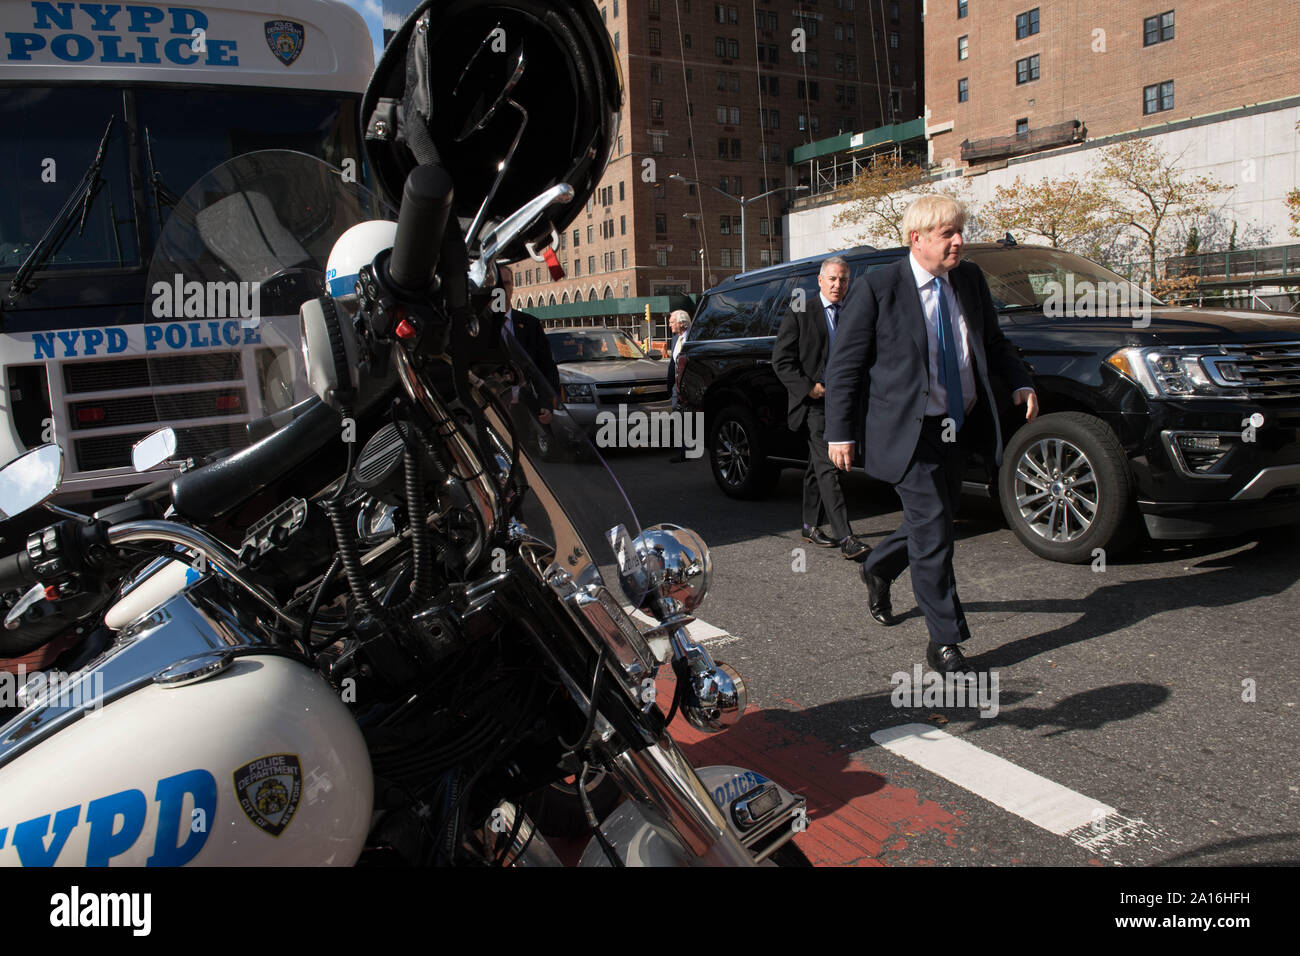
[825,196,1038,674]
[773,256,870,560]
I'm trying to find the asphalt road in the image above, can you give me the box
[603,446,1300,870]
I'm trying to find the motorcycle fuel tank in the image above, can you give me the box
[0,582,373,866]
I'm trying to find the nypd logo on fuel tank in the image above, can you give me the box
[1,767,215,866]
[5,3,241,66]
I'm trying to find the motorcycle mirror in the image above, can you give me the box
[132,428,178,473]
[467,183,574,289]
[0,444,64,520]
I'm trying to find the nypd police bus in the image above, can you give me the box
[0,0,373,501]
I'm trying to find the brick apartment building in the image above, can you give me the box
[926,1,1300,170]
[498,0,924,315]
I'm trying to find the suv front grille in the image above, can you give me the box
[1216,343,1300,398]
[595,380,670,404]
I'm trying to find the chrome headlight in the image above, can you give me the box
[563,382,595,404]
[1107,346,1247,400]
[629,524,711,619]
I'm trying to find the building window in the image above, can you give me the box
[889,91,901,113]
[847,24,855,41]
[835,23,843,41]
[648,28,660,51]
[655,213,667,233]
[889,31,899,48]
[847,85,856,104]
[846,54,856,70]
[620,215,626,235]
[648,0,659,15]
[715,36,725,56]
[957,77,969,102]
[835,53,844,71]
[683,33,691,48]
[587,225,594,243]
[1144,10,1174,45]
[719,176,729,193]
[1143,79,1174,114]
[720,216,730,235]
[573,229,580,248]
[891,62,901,79]
[613,0,619,14]
[588,256,595,275]
[652,98,664,119]
[717,138,729,158]
[574,260,581,277]
[730,106,741,124]
[1016,8,1039,39]
[1015,54,1039,84]
[728,38,739,58]
[1015,117,1029,136]
[651,63,662,84]
[759,218,770,236]
[652,134,664,154]
[656,250,668,267]
[958,35,968,59]
[720,249,731,268]
[619,181,625,201]
[798,113,807,131]
[621,249,627,268]
[958,0,968,17]
[730,138,741,158]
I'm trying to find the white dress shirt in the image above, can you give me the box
[909,254,976,418]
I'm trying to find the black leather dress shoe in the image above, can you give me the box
[801,526,837,548]
[839,534,871,560]
[858,565,896,625]
[926,643,975,676]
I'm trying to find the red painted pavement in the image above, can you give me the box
[658,673,966,866]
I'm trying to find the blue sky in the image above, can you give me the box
[343,0,386,64]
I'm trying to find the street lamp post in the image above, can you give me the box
[668,174,808,273]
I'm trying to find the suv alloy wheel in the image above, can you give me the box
[998,412,1136,563]
[708,405,781,498]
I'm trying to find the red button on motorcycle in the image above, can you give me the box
[395,318,418,340]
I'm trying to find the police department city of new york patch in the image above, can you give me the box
[264,20,305,67]
[235,754,303,837]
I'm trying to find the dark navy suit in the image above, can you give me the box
[824,255,1033,646]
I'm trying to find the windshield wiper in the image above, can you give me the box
[7,116,115,300]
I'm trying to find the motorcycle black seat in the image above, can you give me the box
[170,398,341,522]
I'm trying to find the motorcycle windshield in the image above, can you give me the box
[147,150,395,417]
[472,319,649,611]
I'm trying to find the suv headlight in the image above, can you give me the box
[562,382,595,404]
[1106,347,1246,400]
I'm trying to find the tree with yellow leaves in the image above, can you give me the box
[831,155,965,247]
[982,174,1115,256]
[1096,139,1233,281]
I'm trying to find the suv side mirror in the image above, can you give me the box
[647,348,663,360]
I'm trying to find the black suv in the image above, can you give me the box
[676,241,1300,563]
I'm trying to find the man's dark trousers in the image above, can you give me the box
[802,404,852,540]
[862,416,970,647]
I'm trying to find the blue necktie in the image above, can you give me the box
[934,277,964,431]
[826,303,838,346]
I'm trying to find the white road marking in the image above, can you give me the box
[629,609,735,644]
[871,723,1164,859]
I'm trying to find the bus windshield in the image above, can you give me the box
[0,85,361,278]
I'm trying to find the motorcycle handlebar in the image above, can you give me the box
[0,548,35,593]
[388,165,454,294]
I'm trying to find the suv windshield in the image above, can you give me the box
[547,328,647,362]
[963,245,1164,315]
[0,86,361,278]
